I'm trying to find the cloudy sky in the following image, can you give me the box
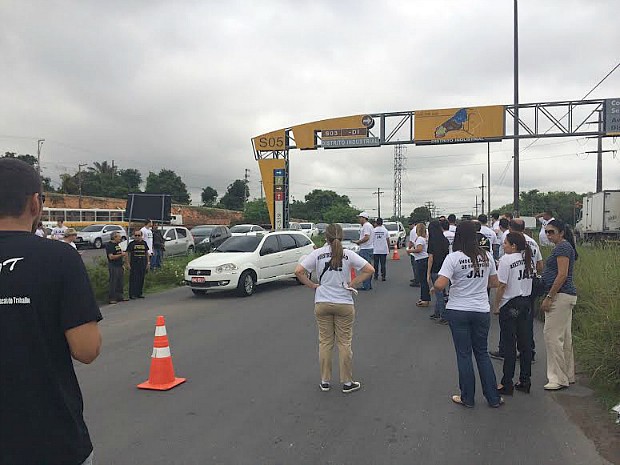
[1,0,619,218]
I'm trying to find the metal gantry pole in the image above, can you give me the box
[487,142,491,216]
[513,0,520,216]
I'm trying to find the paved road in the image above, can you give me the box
[76,258,610,465]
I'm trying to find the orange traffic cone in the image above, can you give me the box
[392,243,400,260]
[137,316,186,391]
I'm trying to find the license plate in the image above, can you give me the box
[191,277,206,283]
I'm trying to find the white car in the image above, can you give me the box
[299,222,319,239]
[384,221,406,248]
[230,224,266,236]
[76,224,127,249]
[185,230,315,297]
[341,228,361,253]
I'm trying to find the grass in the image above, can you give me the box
[569,245,620,405]
[86,254,195,303]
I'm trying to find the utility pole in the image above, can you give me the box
[479,174,485,218]
[487,142,491,216]
[77,163,87,208]
[584,110,616,192]
[259,180,264,200]
[474,195,480,217]
[424,200,437,218]
[513,0,520,216]
[373,188,385,218]
[243,168,250,205]
[37,139,45,176]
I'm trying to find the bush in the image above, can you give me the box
[570,245,620,399]
[86,255,195,303]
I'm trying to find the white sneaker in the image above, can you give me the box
[544,382,568,390]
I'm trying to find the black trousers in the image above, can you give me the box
[373,254,387,278]
[108,265,124,301]
[499,296,533,386]
[129,262,147,297]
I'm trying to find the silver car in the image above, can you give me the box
[161,226,195,257]
[76,224,127,249]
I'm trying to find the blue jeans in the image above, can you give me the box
[409,255,419,284]
[358,248,373,290]
[430,272,446,318]
[445,309,501,407]
[415,258,430,301]
[151,248,163,269]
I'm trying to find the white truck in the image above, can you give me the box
[575,190,620,241]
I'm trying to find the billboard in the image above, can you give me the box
[414,105,505,144]
[604,98,620,136]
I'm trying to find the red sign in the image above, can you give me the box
[275,192,284,201]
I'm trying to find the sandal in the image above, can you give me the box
[451,395,473,408]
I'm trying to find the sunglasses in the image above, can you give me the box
[545,229,557,235]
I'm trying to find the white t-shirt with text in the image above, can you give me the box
[439,251,497,313]
[497,252,533,308]
[480,225,498,246]
[372,225,390,255]
[141,226,154,255]
[413,236,428,260]
[449,224,457,233]
[51,225,67,240]
[300,245,369,304]
[359,222,374,250]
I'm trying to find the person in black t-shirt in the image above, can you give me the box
[0,158,102,465]
[126,230,150,299]
[427,220,450,324]
[106,231,127,304]
[475,220,491,253]
[151,222,165,270]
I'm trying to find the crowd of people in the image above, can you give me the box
[296,209,579,407]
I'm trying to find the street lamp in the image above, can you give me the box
[37,139,45,176]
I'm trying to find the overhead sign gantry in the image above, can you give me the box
[252,98,618,228]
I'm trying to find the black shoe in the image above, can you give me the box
[515,382,531,394]
[137,295,145,299]
[373,275,378,280]
[381,277,386,281]
[489,350,504,361]
[129,296,136,300]
[342,381,361,393]
[437,318,449,325]
[430,314,440,320]
[320,382,330,392]
[497,384,514,396]
[409,283,420,287]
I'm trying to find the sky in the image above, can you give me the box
[1,0,619,219]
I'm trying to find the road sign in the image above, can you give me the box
[604,98,620,135]
[323,137,381,149]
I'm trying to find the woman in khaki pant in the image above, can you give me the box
[295,223,374,393]
[540,219,578,390]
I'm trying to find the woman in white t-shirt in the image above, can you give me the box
[433,221,503,408]
[407,223,430,306]
[295,223,374,394]
[372,218,390,281]
[493,232,534,395]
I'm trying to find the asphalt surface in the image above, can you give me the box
[76,257,611,465]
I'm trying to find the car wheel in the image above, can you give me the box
[94,238,102,249]
[187,245,194,256]
[192,289,207,296]
[237,270,255,297]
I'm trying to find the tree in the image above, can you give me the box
[145,169,191,204]
[118,169,142,192]
[220,179,249,211]
[493,189,585,225]
[304,189,351,220]
[201,186,218,206]
[409,206,431,224]
[323,204,360,224]
[60,173,79,194]
[243,199,270,224]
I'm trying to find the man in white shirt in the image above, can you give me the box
[478,214,499,259]
[51,219,67,240]
[140,219,154,257]
[354,211,374,290]
[536,211,555,246]
[372,218,390,281]
[441,219,455,253]
[447,214,457,233]
[497,218,510,258]
[491,213,501,236]
[407,219,420,286]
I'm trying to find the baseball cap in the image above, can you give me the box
[358,211,370,219]
[64,228,78,236]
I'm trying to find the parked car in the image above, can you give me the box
[161,226,195,257]
[230,224,266,236]
[316,223,328,235]
[299,222,319,238]
[287,222,302,231]
[341,228,361,253]
[185,230,314,297]
[384,221,406,248]
[195,225,232,253]
[190,225,218,245]
[76,224,127,249]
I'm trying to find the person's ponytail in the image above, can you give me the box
[325,223,344,268]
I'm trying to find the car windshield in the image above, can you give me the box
[82,225,104,232]
[342,229,360,241]
[215,236,261,252]
[192,227,213,235]
[300,223,312,229]
[385,223,398,231]
[230,225,251,233]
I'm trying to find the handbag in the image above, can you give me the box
[531,275,546,298]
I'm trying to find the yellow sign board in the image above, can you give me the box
[292,115,375,150]
[253,129,286,152]
[414,105,505,144]
[258,158,286,226]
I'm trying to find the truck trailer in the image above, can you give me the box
[575,190,620,241]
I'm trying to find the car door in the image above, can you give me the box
[163,228,179,256]
[175,227,189,253]
[258,235,282,280]
[277,233,300,276]
[101,226,111,243]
